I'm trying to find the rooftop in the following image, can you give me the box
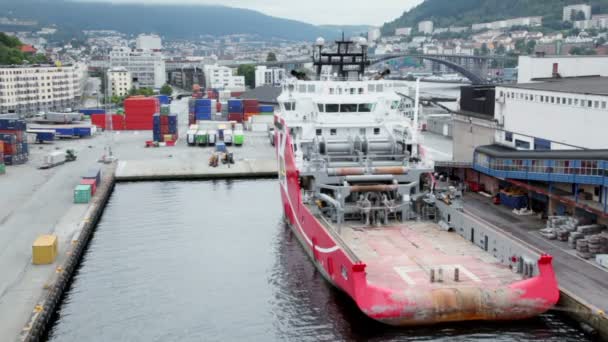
[499,76,608,96]
[476,144,608,160]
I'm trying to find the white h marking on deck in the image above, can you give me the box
[394,264,481,285]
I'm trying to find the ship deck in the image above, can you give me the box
[335,221,522,290]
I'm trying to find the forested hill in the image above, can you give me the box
[0,0,339,41]
[382,0,608,34]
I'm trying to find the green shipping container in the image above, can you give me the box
[195,131,208,145]
[160,105,170,115]
[0,164,5,175]
[234,132,244,146]
[74,184,92,204]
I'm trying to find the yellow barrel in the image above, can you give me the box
[32,235,58,265]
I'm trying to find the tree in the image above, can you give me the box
[128,87,155,96]
[266,52,277,62]
[237,64,256,88]
[159,84,173,96]
[514,39,526,53]
[574,10,587,21]
[597,37,607,46]
[526,40,537,54]
[480,43,489,55]
[495,44,506,55]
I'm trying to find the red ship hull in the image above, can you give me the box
[275,116,559,326]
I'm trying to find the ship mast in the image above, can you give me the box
[312,33,369,79]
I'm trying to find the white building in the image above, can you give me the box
[517,55,608,83]
[107,67,132,97]
[395,27,412,36]
[573,15,608,30]
[472,16,542,31]
[418,21,434,34]
[563,4,592,22]
[203,65,245,91]
[136,34,162,51]
[368,28,381,42]
[109,47,166,89]
[494,77,608,150]
[255,66,285,88]
[0,63,87,114]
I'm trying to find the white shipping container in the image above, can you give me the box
[208,130,217,145]
[44,151,66,165]
[186,129,197,145]
[224,130,233,145]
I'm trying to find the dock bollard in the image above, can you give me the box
[454,267,460,282]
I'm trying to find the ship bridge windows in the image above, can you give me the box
[284,102,296,111]
[318,103,376,113]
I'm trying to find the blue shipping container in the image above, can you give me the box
[215,142,227,153]
[195,113,212,120]
[74,127,92,137]
[259,105,274,113]
[0,118,26,130]
[83,167,101,186]
[156,95,171,105]
[34,131,55,142]
[79,109,105,115]
[195,99,212,106]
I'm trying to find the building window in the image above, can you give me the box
[316,129,322,136]
[588,100,593,108]
[603,101,607,109]
[574,99,579,106]
[551,96,555,103]
[505,131,513,142]
[317,104,324,112]
[594,101,599,108]
[515,139,530,149]
[534,138,551,151]
[373,128,380,135]
[568,98,573,105]
[330,129,337,136]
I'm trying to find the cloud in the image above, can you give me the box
[76,0,423,26]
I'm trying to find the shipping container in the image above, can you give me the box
[224,129,233,145]
[32,235,58,265]
[79,108,105,116]
[80,178,97,195]
[195,130,208,146]
[43,151,66,166]
[233,129,244,146]
[156,95,171,105]
[83,167,101,186]
[187,129,197,146]
[27,129,55,143]
[74,184,92,204]
[215,141,227,153]
[208,130,217,145]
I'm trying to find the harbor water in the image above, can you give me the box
[47,180,589,341]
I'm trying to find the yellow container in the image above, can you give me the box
[32,235,58,265]
[163,134,174,142]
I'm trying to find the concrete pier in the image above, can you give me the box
[115,159,277,181]
[19,164,116,342]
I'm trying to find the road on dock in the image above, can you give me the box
[463,193,608,313]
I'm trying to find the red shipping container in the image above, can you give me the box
[228,113,243,123]
[80,178,97,195]
[160,116,169,124]
[0,130,24,142]
[216,102,222,112]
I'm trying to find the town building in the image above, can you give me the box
[135,34,162,51]
[367,28,381,42]
[254,66,285,88]
[395,27,412,36]
[563,4,592,22]
[0,63,87,114]
[494,77,608,150]
[109,46,166,89]
[517,55,608,83]
[203,65,245,91]
[472,17,542,31]
[573,14,608,30]
[418,21,434,35]
[106,67,132,97]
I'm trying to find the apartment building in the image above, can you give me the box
[109,47,166,89]
[136,34,162,51]
[254,66,285,88]
[0,63,87,114]
[203,65,245,91]
[107,66,132,97]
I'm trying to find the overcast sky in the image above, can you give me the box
[79,0,423,26]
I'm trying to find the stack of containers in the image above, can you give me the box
[79,108,105,116]
[206,89,219,100]
[152,113,178,142]
[243,99,260,121]
[90,114,126,130]
[124,96,160,130]
[227,99,244,123]
[194,99,216,121]
[156,95,171,105]
[259,105,275,115]
[74,185,92,204]
[188,98,196,125]
[0,141,4,174]
[0,116,28,165]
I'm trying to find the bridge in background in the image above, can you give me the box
[168,53,516,86]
